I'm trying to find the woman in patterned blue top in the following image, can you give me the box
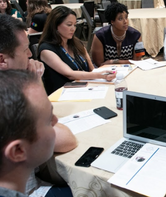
[91,2,142,67]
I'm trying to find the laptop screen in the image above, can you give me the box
[123,91,166,145]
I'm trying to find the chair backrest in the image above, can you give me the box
[141,0,154,8]
[30,43,39,60]
[164,0,166,7]
[101,0,111,9]
[28,32,42,59]
[81,5,95,52]
[97,8,108,25]
[83,1,95,18]
[18,0,26,12]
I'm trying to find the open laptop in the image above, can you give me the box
[91,90,166,173]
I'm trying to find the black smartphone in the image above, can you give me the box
[75,147,104,167]
[93,106,117,119]
[64,82,88,88]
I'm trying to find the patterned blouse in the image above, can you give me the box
[95,25,141,60]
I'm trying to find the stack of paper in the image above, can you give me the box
[108,143,166,197]
[129,58,166,70]
[78,64,137,84]
[49,86,108,102]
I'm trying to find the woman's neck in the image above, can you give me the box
[61,38,68,47]
[112,26,125,36]
[111,26,126,42]
[0,9,6,14]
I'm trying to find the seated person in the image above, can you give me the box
[91,2,142,67]
[26,0,52,34]
[0,0,22,20]
[38,6,116,95]
[0,14,77,197]
[0,69,57,196]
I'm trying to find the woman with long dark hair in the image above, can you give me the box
[26,0,51,33]
[38,6,116,95]
[0,0,22,20]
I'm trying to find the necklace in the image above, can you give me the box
[111,26,126,42]
[60,46,88,71]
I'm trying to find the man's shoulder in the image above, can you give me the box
[0,187,27,197]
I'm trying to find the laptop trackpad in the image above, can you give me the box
[91,153,129,173]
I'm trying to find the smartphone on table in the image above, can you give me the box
[93,106,117,119]
[64,82,88,88]
[75,147,104,167]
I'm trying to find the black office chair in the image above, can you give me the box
[97,8,108,25]
[83,1,100,26]
[164,0,166,7]
[81,5,101,52]
[18,0,26,12]
[28,32,42,60]
[141,0,154,8]
[101,0,111,9]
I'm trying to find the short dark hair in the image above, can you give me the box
[105,2,129,22]
[0,69,39,167]
[0,14,27,58]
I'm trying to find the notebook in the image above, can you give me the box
[91,90,166,173]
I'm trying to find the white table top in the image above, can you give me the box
[50,63,166,197]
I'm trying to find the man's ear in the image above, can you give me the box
[0,54,8,70]
[4,140,27,163]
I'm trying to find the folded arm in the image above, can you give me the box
[91,35,142,67]
[53,123,78,153]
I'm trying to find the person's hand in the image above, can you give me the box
[27,59,45,77]
[101,70,116,81]
[12,10,18,19]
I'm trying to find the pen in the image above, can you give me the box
[102,71,116,75]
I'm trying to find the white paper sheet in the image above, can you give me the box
[129,58,166,70]
[58,109,110,135]
[58,86,108,101]
[79,65,136,83]
[108,143,166,197]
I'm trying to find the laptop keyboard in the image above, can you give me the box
[111,141,143,158]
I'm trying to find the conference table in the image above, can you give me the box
[51,3,83,18]
[128,8,166,58]
[49,64,166,197]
